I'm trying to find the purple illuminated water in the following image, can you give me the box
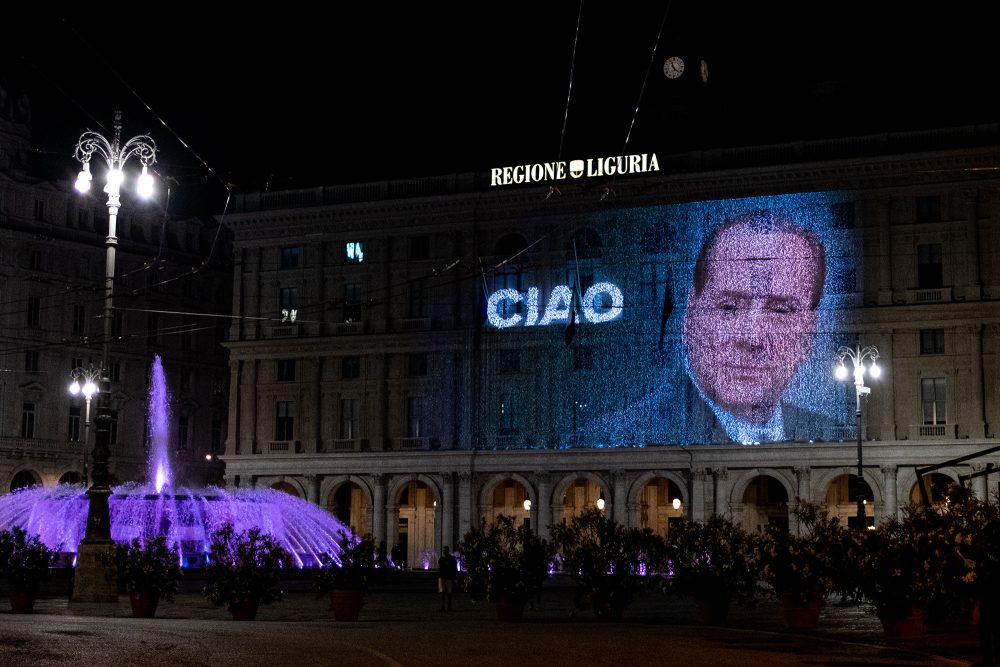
[0,355,354,567]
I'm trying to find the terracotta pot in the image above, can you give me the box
[495,597,525,622]
[331,589,364,621]
[129,590,160,618]
[9,584,38,614]
[228,599,260,621]
[780,595,823,630]
[879,606,925,641]
[694,594,731,624]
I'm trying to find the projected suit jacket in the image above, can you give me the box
[589,374,836,446]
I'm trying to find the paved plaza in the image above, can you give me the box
[0,574,985,666]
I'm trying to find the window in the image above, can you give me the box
[915,195,941,223]
[499,393,519,436]
[110,410,119,445]
[147,314,160,344]
[832,202,856,228]
[179,368,193,392]
[280,246,301,269]
[177,416,189,451]
[920,329,945,355]
[407,353,428,377]
[917,243,943,289]
[409,235,430,260]
[498,350,520,374]
[341,356,361,380]
[277,359,296,382]
[566,228,603,260]
[639,264,666,307]
[33,199,44,221]
[26,296,40,326]
[344,282,362,322]
[77,210,90,230]
[68,406,81,441]
[279,286,299,310]
[24,350,39,373]
[921,377,947,425]
[112,311,122,339]
[406,396,424,438]
[109,362,121,383]
[573,345,593,371]
[408,278,427,318]
[73,305,86,335]
[71,357,83,372]
[340,398,360,439]
[29,250,43,271]
[180,319,192,350]
[275,401,295,440]
[346,241,364,263]
[494,268,523,318]
[21,402,36,438]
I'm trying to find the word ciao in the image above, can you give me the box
[487,283,624,329]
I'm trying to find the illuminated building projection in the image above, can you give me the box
[477,192,857,449]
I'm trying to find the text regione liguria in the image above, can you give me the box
[487,283,624,329]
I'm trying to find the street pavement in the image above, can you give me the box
[0,573,985,666]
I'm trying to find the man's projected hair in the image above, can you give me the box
[690,210,827,309]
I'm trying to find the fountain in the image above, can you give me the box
[0,355,353,568]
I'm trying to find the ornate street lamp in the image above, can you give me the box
[68,365,100,487]
[72,111,157,602]
[834,344,881,528]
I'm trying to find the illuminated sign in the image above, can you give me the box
[489,154,659,187]
[486,282,624,328]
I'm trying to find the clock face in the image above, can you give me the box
[700,59,709,83]
[663,56,684,79]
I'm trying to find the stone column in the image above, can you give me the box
[967,325,986,438]
[881,465,898,520]
[965,189,982,299]
[971,464,989,502]
[306,474,321,506]
[878,331,897,441]
[226,359,241,455]
[245,360,259,454]
[792,467,812,535]
[441,472,455,549]
[876,197,894,305]
[372,474,388,548]
[457,472,473,540]
[312,356,324,453]
[712,468,729,518]
[611,469,628,526]
[536,472,552,540]
[689,469,707,521]
[385,504,398,558]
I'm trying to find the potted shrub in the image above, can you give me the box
[0,526,54,614]
[203,523,292,621]
[667,515,759,624]
[114,536,182,618]
[756,501,849,630]
[550,507,664,621]
[458,514,555,621]
[314,532,376,621]
[850,503,971,640]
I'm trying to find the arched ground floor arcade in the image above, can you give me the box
[224,439,999,563]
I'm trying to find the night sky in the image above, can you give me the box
[3,3,999,215]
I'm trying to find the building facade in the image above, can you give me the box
[0,97,231,491]
[217,127,1000,568]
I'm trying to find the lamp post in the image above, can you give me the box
[68,365,100,487]
[72,111,156,602]
[834,344,881,528]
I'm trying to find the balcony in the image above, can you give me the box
[0,436,63,454]
[400,318,430,332]
[323,439,360,452]
[821,426,867,442]
[335,321,363,335]
[261,440,302,454]
[908,424,957,439]
[902,287,952,304]
[270,324,299,338]
[398,437,426,450]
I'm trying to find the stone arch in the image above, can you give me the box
[322,475,374,538]
[386,474,442,571]
[270,480,300,497]
[262,475,307,498]
[817,470,879,527]
[551,471,610,525]
[905,469,962,507]
[811,467,885,511]
[627,470,687,537]
[477,473,535,527]
[58,471,83,485]
[8,468,42,492]
[729,468,795,533]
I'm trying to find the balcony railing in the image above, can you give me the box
[908,423,957,439]
[261,440,302,454]
[398,437,426,450]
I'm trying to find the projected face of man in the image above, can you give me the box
[683,217,824,424]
